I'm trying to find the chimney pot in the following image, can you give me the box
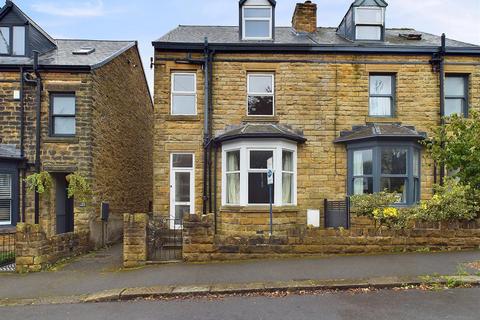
[292,1,317,34]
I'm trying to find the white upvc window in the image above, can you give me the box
[170,153,195,228]
[171,72,197,115]
[222,140,297,207]
[247,73,274,116]
[354,7,384,41]
[242,6,273,40]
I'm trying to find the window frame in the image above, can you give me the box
[444,74,469,118]
[247,73,275,116]
[222,139,297,207]
[170,153,195,226]
[368,73,396,117]
[0,24,27,57]
[242,5,273,40]
[352,148,374,196]
[353,7,385,41]
[225,149,241,205]
[49,92,77,137]
[347,141,422,206]
[247,149,275,205]
[171,72,197,116]
[0,164,19,227]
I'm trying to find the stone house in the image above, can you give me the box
[152,0,479,238]
[0,1,153,249]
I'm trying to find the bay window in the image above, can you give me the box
[348,142,421,205]
[222,140,297,206]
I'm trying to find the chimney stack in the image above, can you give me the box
[292,1,317,33]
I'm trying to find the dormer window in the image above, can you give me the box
[354,7,384,41]
[0,25,26,56]
[239,0,276,40]
[336,0,387,42]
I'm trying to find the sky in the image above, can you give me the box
[8,0,480,90]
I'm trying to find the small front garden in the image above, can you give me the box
[351,112,480,231]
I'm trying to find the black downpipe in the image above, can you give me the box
[213,145,218,234]
[439,34,446,185]
[23,51,42,224]
[202,38,211,215]
[19,67,26,223]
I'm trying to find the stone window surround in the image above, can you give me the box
[347,140,422,206]
[170,72,197,116]
[49,92,76,138]
[241,5,273,41]
[222,139,297,207]
[368,72,396,118]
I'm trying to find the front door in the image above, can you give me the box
[54,173,74,234]
[170,153,194,229]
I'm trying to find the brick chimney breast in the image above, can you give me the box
[292,1,317,33]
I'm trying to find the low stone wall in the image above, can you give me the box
[123,213,147,268]
[184,214,480,262]
[15,223,91,273]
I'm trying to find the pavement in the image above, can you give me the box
[0,243,479,306]
[2,287,480,320]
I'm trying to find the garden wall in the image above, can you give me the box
[15,223,91,272]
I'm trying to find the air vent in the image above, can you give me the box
[72,47,95,55]
[399,33,422,40]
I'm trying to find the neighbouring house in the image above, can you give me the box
[0,0,153,269]
[134,0,480,264]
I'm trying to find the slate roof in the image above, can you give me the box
[0,144,22,160]
[334,124,426,144]
[214,123,307,144]
[155,26,478,49]
[0,40,136,70]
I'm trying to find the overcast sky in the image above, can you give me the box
[10,0,480,90]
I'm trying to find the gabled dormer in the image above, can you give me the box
[337,0,388,42]
[0,0,56,57]
[239,0,276,41]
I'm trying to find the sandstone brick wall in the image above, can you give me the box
[123,213,147,268]
[91,46,154,245]
[154,50,480,236]
[183,214,480,262]
[15,223,91,272]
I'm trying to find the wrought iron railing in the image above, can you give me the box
[147,216,183,262]
[0,231,15,267]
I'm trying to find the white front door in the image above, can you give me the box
[170,153,194,229]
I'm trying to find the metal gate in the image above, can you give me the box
[147,216,183,262]
[324,197,351,229]
[0,231,15,271]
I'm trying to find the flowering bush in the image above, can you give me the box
[412,180,479,223]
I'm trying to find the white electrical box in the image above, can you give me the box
[13,90,20,100]
[307,209,320,228]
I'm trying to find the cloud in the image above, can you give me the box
[31,0,106,17]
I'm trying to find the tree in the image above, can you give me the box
[424,111,480,188]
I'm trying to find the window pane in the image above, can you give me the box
[414,178,420,203]
[53,96,76,115]
[0,174,12,222]
[353,177,373,195]
[445,99,463,116]
[54,117,76,135]
[413,150,420,177]
[248,172,273,204]
[245,20,270,38]
[381,148,407,175]
[282,173,293,204]
[0,27,10,54]
[353,150,372,176]
[175,172,190,202]
[356,26,381,40]
[226,151,240,172]
[250,151,273,169]
[355,7,383,24]
[248,75,273,94]
[172,94,196,115]
[0,199,11,222]
[12,26,25,56]
[173,154,193,168]
[175,205,190,221]
[282,151,293,172]
[226,173,240,204]
[370,76,392,95]
[445,77,465,96]
[369,97,392,116]
[381,178,407,203]
[248,96,273,115]
[173,74,195,92]
[244,8,271,18]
